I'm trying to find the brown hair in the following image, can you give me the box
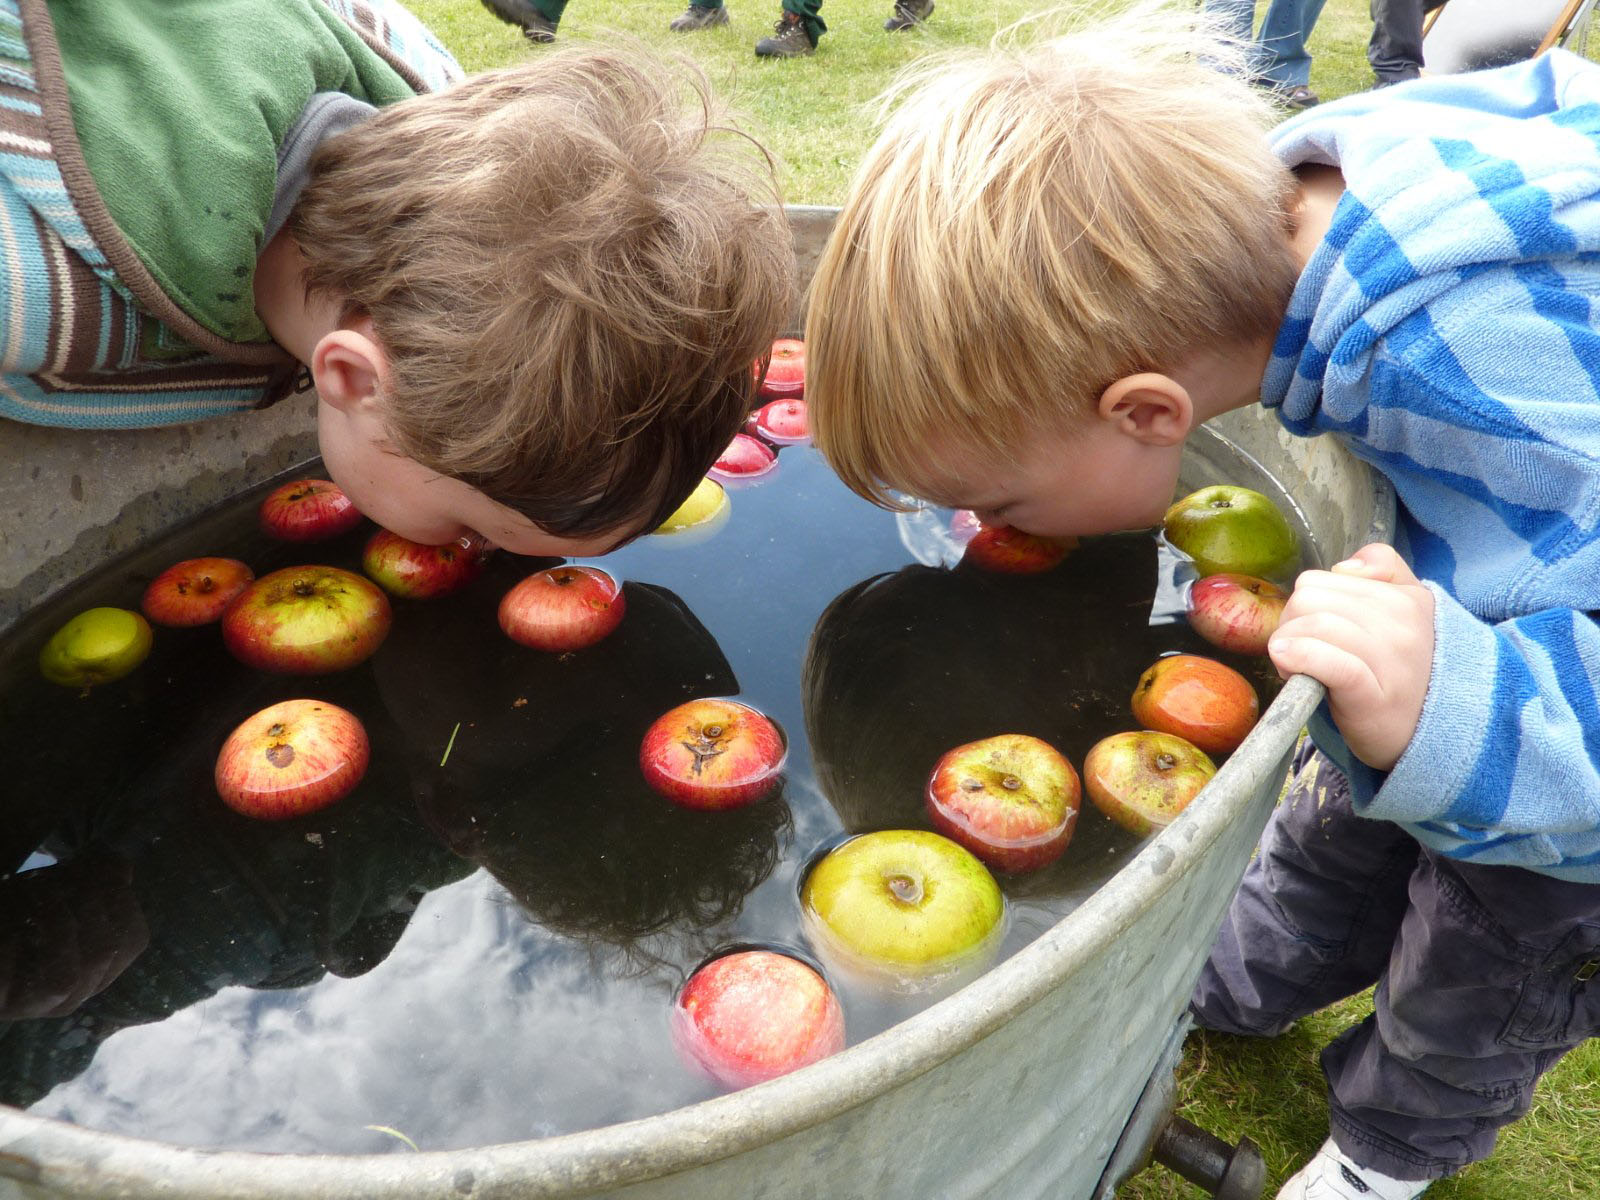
[292,44,794,537]
[805,5,1300,508]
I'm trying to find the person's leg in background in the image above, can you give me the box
[1367,0,1447,84]
[755,0,824,57]
[479,0,565,42]
[1254,0,1331,106]
[669,0,730,32]
[884,0,934,32]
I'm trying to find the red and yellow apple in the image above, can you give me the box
[800,829,1005,991]
[221,566,392,674]
[1083,731,1217,836]
[141,557,255,627]
[1186,573,1287,656]
[752,399,810,446]
[672,949,844,1089]
[950,510,1074,574]
[498,565,625,651]
[639,698,786,809]
[709,433,777,483]
[38,606,153,688]
[1162,485,1298,580]
[363,530,491,600]
[214,698,369,820]
[257,478,364,542]
[1130,653,1259,757]
[925,733,1081,873]
[756,336,806,401]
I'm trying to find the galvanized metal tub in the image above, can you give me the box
[0,205,1394,1200]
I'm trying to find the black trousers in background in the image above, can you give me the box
[1191,742,1600,1181]
[1368,0,1449,83]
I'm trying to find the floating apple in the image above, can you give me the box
[709,433,777,483]
[257,478,364,542]
[214,698,369,820]
[800,829,1005,991]
[1083,731,1217,836]
[654,476,730,536]
[140,557,255,627]
[672,949,845,1089]
[1186,573,1287,656]
[1162,485,1298,580]
[38,607,153,688]
[752,399,810,446]
[363,530,490,600]
[221,566,391,674]
[925,734,1081,873]
[756,336,806,401]
[950,510,1075,574]
[1131,654,1259,757]
[498,565,625,652]
[639,697,786,809]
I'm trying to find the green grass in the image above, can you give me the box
[406,2,1600,1194]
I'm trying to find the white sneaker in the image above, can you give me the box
[1277,1139,1432,1200]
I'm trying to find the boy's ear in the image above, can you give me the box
[310,325,388,414]
[1096,373,1194,446]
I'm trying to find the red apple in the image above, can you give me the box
[1130,653,1259,757]
[257,478,364,542]
[752,399,810,446]
[672,950,844,1089]
[1186,573,1287,656]
[925,733,1081,873]
[1083,731,1217,836]
[756,337,806,401]
[709,433,777,483]
[141,557,255,627]
[214,699,369,820]
[950,510,1075,574]
[363,530,491,600]
[498,565,625,651]
[639,698,786,810]
[221,566,391,674]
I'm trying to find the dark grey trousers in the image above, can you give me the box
[1192,742,1600,1181]
[1367,0,1448,83]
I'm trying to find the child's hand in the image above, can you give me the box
[1267,544,1434,773]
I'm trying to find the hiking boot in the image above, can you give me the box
[883,0,933,31]
[1273,83,1319,110]
[478,0,557,41]
[1276,1139,1431,1200]
[755,12,814,56]
[670,4,730,30]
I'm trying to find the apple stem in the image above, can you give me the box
[1156,752,1177,771]
[1001,776,1022,791]
[887,874,923,905]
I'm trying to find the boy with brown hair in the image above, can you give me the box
[805,9,1600,1199]
[2,0,793,555]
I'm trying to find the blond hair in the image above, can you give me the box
[806,5,1300,507]
[292,45,794,537]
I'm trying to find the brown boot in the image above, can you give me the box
[670,3,730,30]
[755,12,814,56]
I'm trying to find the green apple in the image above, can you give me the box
[39,606,153,688]
[800,829,1005,992]
[654,476,729,535]
[1162,485,1298,581]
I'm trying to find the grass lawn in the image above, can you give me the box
[407,1,1600,1195]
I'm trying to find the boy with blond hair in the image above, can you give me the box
[2,0,792,554]
[806,11,1600,1199]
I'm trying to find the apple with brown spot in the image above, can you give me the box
[221,566,391,674]
[214,699,369,820]
[639,697,786,809]
[1083,731,1217,836]
[363,530,491,600]
[925,733,1080,873]
[257,478,363,542]
[141,557,255,627]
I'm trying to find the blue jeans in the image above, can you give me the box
[1204,0,1330,88]
[1192,743,1600,1180]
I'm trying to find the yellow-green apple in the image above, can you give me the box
[950,510,1075,574]
[639,697,786,809]
[257,478,364,542]
[1186,573,1287,656]
[753,399,810,446]
[362,530,491,600]
[221,566,391,674]
[925,733,1081,873]
[1131,654,1259,756]
[140,557,255,627]
[800,829,1005,991]
[756,336,806,401]
[38,607,153,688]
[1083,731,1217,836]
[652,476,731,545]
[214,698,369,820]
[709,433,777,483]
[1162,485,1298,580]
[498,565,625,651]
[672,949,844,1089]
